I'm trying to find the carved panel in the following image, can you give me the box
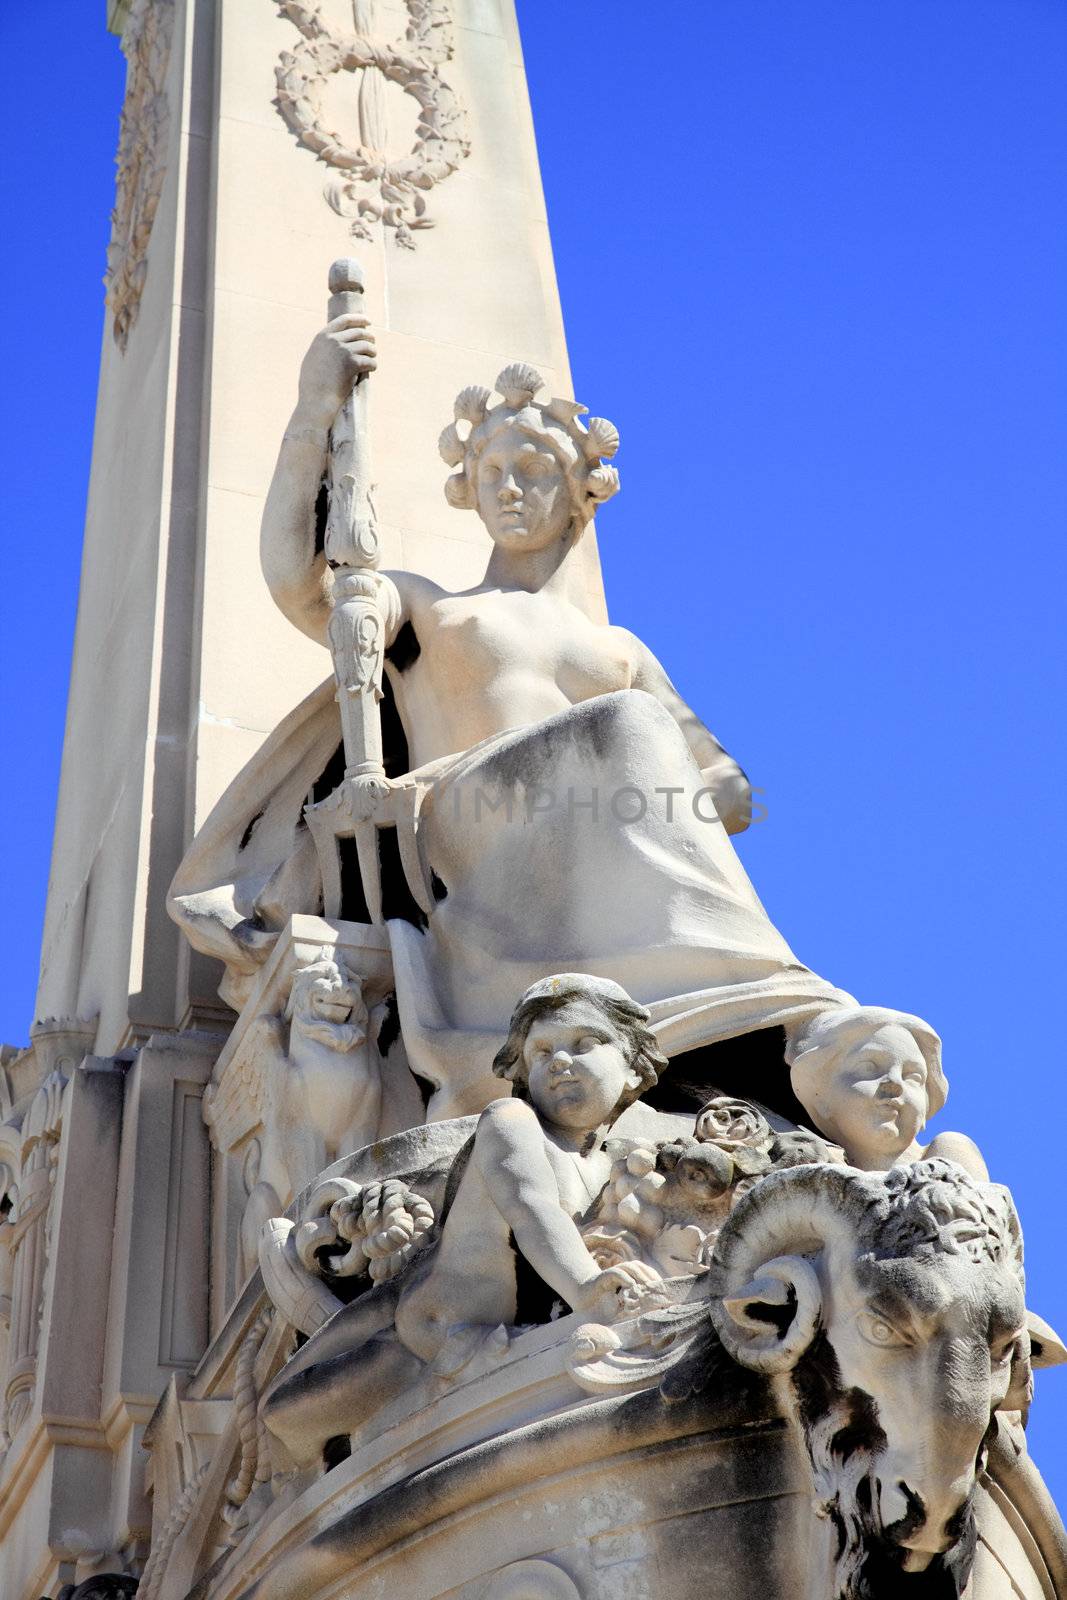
[105,0,175,351]
[274,0,471,247]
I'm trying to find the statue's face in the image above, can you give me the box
[821,1023,928,1164]
[474,427,573,551]
[522,999,640,1130]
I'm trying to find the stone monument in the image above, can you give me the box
[1,4,1063,1598]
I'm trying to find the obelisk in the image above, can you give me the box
[35,0,602,1053]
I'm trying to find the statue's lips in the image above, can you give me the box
[314,1001,352,1023]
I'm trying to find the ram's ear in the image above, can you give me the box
[712,1255,822,1375]
[1026,1310,1067,1371]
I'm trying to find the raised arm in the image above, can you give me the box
[619,629,753,834]
[260,315,379,646]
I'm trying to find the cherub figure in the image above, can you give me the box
[260,974,669,1469]
[786,1006,987,1176]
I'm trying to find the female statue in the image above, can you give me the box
[168,312,851,1116]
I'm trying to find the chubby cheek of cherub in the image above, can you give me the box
[527,1048,638,1128]
[840,1082,925,1157]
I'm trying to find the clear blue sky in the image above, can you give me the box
[2,0,1065,1500]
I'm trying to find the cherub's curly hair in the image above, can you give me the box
[492,973,667,1113]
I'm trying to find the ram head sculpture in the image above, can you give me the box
[705,1157,1061,1598]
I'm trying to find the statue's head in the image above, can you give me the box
[492,972,666,1130]
[786,1005,945,1168]
[438,365,620,551]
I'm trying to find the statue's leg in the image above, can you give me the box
[282,1115,329,1196]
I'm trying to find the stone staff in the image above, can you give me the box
[307,257,389,923]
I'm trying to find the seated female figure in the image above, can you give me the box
[169,320,850,1113]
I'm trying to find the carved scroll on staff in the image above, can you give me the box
[305,258,394,922]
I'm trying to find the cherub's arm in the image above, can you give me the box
[473,1101,603,1309]
[260,316,407,647]
[616,629,752,834]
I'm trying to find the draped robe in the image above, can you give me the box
[168,682,852,1115]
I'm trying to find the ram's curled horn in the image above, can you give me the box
[495,362,543,407]
[584,416,620,460]
[453,384,491,424]
[706,1164,867,1371]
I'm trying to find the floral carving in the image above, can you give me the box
[274,0,470,248]
[105,0,175,352]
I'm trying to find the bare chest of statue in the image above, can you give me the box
[389,585,633,766]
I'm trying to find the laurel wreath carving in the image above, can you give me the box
[274,0,470,248]
[105,0,175,352]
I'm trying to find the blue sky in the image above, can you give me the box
[2,0,1065,1500]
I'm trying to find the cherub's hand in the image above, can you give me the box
[579,1262,668,1321]
[296,314,377,429]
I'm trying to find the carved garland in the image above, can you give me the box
[274,0,470,247]
[105,0,175,352]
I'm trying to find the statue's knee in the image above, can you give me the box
[588,688,685,756]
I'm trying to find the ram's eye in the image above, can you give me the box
[992,1333,1022,1367]
[857,1310,911,1348]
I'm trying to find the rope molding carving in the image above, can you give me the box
[273,0,471,248]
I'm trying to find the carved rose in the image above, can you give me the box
[694,1095,773,1155]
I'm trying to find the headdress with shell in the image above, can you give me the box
[438,362,620,531]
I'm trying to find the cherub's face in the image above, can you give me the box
[522,1000,641,1131]
[820,1024,928,1164]
[474,428,573,552]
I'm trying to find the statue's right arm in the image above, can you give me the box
[260,316,405,645]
